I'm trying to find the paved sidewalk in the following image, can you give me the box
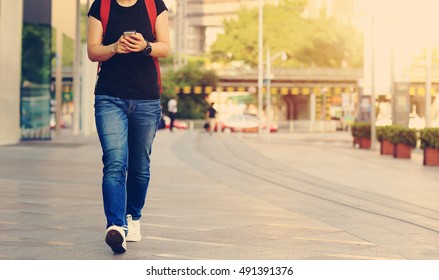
[0,129,438,260]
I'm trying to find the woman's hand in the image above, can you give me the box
[113,35,133,54]
[122,33,147,53]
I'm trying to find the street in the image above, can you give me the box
[0,130,439,260]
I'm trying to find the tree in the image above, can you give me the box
[22,23,52,84]
[209,0,363,68]
[297,16,363,68]
[161,61,218,119]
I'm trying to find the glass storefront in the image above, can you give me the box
[21,1,53,140]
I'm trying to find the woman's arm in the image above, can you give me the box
[151,10,171,58]
[87,16,130,62]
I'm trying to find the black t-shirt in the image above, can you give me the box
[88,0,167,100]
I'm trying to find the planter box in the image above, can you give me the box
[393,143,411,159]
[351,122,371,148]
[423,147,439,166]
[380,140,393,155]
[353,137,359,147]
[358,138,371,149]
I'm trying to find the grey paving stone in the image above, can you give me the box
[1,129,439,260]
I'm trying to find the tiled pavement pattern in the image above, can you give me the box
[1,130,439,260]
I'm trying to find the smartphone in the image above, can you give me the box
[123,30,136,37]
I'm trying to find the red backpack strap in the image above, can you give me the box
[100,0,111,37]
[144,0,162,93]
[97,0,111,74]
[145,0,157,38]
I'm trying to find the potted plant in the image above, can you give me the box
[376,126,394,155]
[388,125,417,159]
[420,128,439,166]
[351,122,371,149]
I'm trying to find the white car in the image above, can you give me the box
[218,114,278,133]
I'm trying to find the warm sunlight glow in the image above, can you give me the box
[357,0,439,94]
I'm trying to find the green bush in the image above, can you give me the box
[388,125,417,148]
[376,125,398,142]
[420,128,439,149]
[161,62,218,119]
[351,122,371,139]
[376,126,383,141]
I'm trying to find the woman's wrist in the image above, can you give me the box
[111,43,118,54]
[142,41,152,56]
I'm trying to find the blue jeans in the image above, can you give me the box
[94,95,161,229]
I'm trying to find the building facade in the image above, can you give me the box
[0,0,23,145]
[0,0,78,145]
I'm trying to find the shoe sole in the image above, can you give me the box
[126,235,141,242]
[105,229,126,253]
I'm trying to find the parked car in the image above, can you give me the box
[214,114,278,133]
[160,115,188,130]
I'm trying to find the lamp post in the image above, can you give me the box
[265,46,271,139]
[73,0,81,135]
[265,47,287,140]
[55,27,63,137]
[370,15,377,150]
[257,0,263,138]
[174,0,187,69]
[426,46,432,128]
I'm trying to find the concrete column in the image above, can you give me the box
[310,93,316,121]
[80,44,97,135]
[0,0,23,145]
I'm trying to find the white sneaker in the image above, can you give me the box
[105,225,127,253]
[126,214,141,242]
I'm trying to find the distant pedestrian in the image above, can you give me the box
[205,102,217,135]
[87,0,170,254]
[168,97,178,131]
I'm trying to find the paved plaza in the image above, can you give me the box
[0,129,439,260]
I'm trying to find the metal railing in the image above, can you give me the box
[180,119,339,133]
[214,67,363,81]
[276,120,338,133]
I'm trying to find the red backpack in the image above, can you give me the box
[99,0,162,93]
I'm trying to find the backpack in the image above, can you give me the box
[99,0,162,93]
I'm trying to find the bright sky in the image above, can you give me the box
[356,0,439,93]
[356,0,439,48]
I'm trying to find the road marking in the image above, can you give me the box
[265,223,339,232]
[144,236,234,247]
[292,237,375,246]
[252,206,284,211]
[326,254,396,260]
[47,241,72,246]
[0,220,18,225]
[144,223,209,231]
[0,235,21,241]
[251,213,297,218]
[155,253,214,260]
[148,198,164,202]
[144,213,178,218]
